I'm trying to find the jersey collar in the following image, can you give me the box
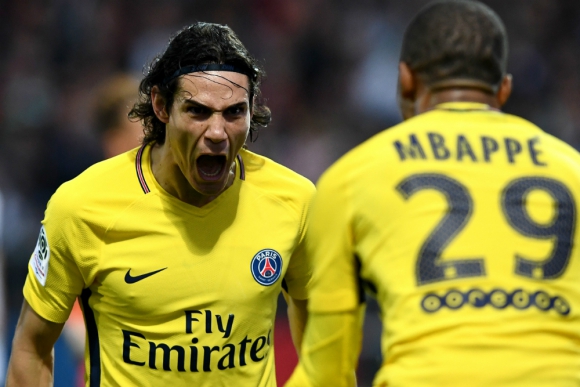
[434,102,501,112]
[135,143,245,195]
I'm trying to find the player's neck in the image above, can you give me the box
[150,142,235,207]
[417,88,501,114]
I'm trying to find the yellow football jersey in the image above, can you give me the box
[24,144,315,387]
[306,102,580,386]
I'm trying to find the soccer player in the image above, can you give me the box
[7,22,314,386]
[286,1,580,386]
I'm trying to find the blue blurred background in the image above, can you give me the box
[0,0,579,386]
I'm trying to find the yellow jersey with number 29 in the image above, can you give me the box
[307,102,580,386]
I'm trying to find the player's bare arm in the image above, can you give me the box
[6,300,64,387]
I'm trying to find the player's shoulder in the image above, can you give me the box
[493,110,580,168]
[534,127,580,158]
[240,148,316,203]
[536,129,580,175]
[48,147,143,216]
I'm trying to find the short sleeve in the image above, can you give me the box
[23,186,94,323]
[306,167,360,313]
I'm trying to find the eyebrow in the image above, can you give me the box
[182,99,248,111]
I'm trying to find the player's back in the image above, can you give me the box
[328,102,580,386]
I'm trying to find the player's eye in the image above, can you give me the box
[224,105,246,119]
[187,105,210,116]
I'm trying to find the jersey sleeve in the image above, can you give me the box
[283,183,316,300]
[306,166,361,313]
[23,185,95,323]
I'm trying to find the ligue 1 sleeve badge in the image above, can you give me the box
[251,249,283,286]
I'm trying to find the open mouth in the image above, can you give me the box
[196,155,227,180]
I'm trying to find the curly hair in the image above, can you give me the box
[400,0,508,89]
[129,22,271,145]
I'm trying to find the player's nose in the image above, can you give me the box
[204,114,228,143]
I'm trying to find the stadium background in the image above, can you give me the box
[0,0,578,385]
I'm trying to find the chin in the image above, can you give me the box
[194,180,229,197]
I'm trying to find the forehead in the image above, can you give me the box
[176,71,250,107]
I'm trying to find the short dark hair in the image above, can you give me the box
[400,0,508,88]
[129,22,271,145]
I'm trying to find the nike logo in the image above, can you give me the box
[124,267,167,284]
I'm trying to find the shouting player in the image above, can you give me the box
[286,1,580,386]
[7,22,314,386]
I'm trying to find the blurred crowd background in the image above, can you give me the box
[0,0,579,385]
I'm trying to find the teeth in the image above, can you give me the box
[200,168,221,177]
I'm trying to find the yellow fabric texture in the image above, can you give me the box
[24,145,315,387]
[284,308,364,387]
[302,103,580,386]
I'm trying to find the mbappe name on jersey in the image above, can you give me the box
[122,309,271,373]
[394,132,547,166]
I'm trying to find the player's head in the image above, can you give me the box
[129,22,271,145]
[397,0,511,119]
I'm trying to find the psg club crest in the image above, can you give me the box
[251,249,283,286]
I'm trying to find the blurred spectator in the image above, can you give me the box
[93,74,142,158]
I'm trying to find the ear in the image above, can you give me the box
[496,74,512,107]
[151,86,170,124]
[397,62,417,120]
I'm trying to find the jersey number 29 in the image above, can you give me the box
[396,174,576,285]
